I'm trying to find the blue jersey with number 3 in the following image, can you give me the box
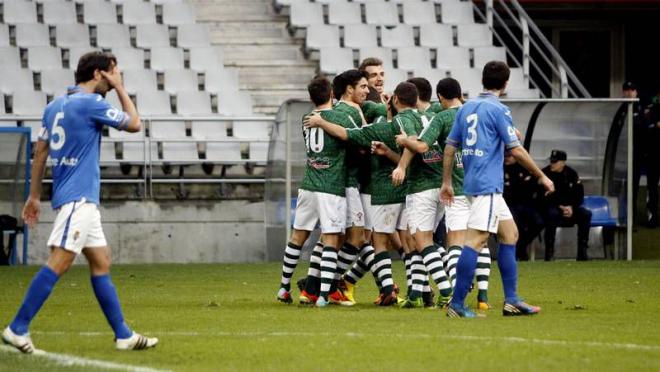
[446,92,520,195]
[39,86,130,209]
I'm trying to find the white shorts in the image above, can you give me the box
[406,188,444,235]
[397,205,408,231]
[360,193,373,231]
[445,195,470,232]
[346,187,365,228]
[47,198,107,254]
[293,189,346,234]
[466,193,513,234]
[370,203,403,234]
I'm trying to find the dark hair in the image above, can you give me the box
[366,86,383,103]
[481,60,510,91]
[436,77,462,100]
[358,57,383,72]
[333,69,368,98]
[308,76,333,106]
[75,51,117,84]
[394,82,418,107]
[407,77,432,102]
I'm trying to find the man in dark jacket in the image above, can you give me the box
[542,150,592,261]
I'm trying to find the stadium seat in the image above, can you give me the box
[15,24,50,47]
[396,47,431,71]
[506,88,540,99]
[508,67,528,90]
[381,26,415,48]
[162,2,197,25]
[249,142,268,162]
[121,141,152,163]
[54,24,91,48]
[136,24,172,48]
[67,47,100,69]
[412,68,449,86]
[365,3,399,26]
[205,142,242,163]
[109,124,144,139]
[121,0,157,25]
[358,46,394,69]
[0,47,22,69]
[23,120,43,142]
[0,25,10,48]
[10,91,47,115]
[150,47,185,71]
[419,24,454,48]
[189,47,224,72]
[583,196,617,227]
[162,142,200,162]
[104,89,123,109]
[95,24,132,49]
[2,0,38,24]
[473,46,507,70]
[402,1,437,25]
[110,47,145,70]
[136,89,172,115]
[384,69,409,92]
[448,67,482,97]
[39,69,75,95]
[343,25,378,48]
[436,46,470,69]
[438,0,474,24]
[327,2,363,25]
[122,69,158,93]
[100,141,117,164]
[289,3,323,29]
[0,67,34,94]
[27,47,64,71]
[151,120,186,139]
[192,121,229,139]
[319,47,354,75]
[305,25,340,50]
[216,91,253,116]
[233,121,270,139]
[456,24,493,47]
[163,69,200,94]
[83,0,119,24]
[205,68,240,92]
[43,1,78,24]
[176,91,212,115]
[176,24,212,48]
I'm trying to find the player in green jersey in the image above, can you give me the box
[276,76,354,307]
[407,77,434,114]
[359,57,387,103]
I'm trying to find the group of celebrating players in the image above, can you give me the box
[276,58,556,318]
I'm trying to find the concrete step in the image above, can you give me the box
[249,89,309,108]
[238,66,317,90]
[253,106,280,115]
[220,44,310,66]
[191,1,276,22]
[205,21,291,45]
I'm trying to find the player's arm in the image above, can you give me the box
[440,116,462,204]
[395,135,428,154]
[303,113,348,140]
[101,67,141,133]
[509,146,554,194]
[392,148,413,186]
[371,141,400,163]
[22,140,49,227]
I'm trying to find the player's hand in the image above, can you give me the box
[22,197,41,228]
[303,112,322,128]
[439,183,454,206]
[395,133,407,146]
[100,67,123,90]
[391,166,406,186]
[539,175,554,195]
[371,141,389,156]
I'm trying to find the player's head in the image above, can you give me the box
[392,82,418,111]
[436,77,462,109]
[333,69,369,105]
[308,75,333,107]
[359,58,385,95]
[482,60,510,93]
[407,77,432,105]
[75,51,117,95]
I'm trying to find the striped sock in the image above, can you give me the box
[421,245,452,297]
[409,253,425,300]
[402,252,412,295]
[372,252,394,294]
[304,241,323,296]
[319,246,338,300]
[344,244,375,285]
[435,244,448,266]
[447,245,462,289]
[422,275,431,294]
[279,242,302,291]
[476,247,491,303]
[336,243,360,279]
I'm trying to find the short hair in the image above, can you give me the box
[481,60,510,91]
[75,51,117,84]
[436,78,462,100]
[407,77,432,102]
[394,82,418,107]
[333,69,368,98]
[308,76,333,106]
[358,57,383,72]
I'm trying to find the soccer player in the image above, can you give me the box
[406,77,434,114]
[391,82,452,309]
[2,52,157,352]
[441,61,554,318]
[359,57,387,102]
[276,76,354,307]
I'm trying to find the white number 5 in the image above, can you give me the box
[50,112,65,150]
[466,113,478,146]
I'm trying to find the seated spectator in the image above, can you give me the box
[503,152,544,261]
[541,150,592,261]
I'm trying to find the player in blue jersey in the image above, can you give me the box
[440,61,554,318]
[2,52,158,352]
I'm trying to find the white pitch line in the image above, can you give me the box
[32,330,660,353]
[0,345,169,372]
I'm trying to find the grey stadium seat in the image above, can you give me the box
[177,24,211,48]
[176,91,212,115]
[122,69,158,93]
[2,0,38,24]
[0,25,10,47]
[121,0,157,25]
[249,142,268,162]
[457,24,493,47]
[402,1,437,25]
[0,47,22,69]
[473,46,507,70]
[384,69,409,93]
[150,47,185,71]
[136,89,172,115]
[27,47,64,71]
[381,26,415,48]
[233,121,270,139]
[419,24,454,48]
[448,67,483,97]
[67,47,100,69]
[343,25,378,49]
[205,142,241,163]
[10,91,47,115]
[162,2,196,25]
[95,24,132,49]
[205,68,240,92]
[192,121,228,139]
[161,142,199,162]
[365,3,399,26]
[15,24,50,47]
[54,24,91,48]
[216,91,253,116]
[151,120,186,139]
[136,24,172,48]
[109,47,145,70]
[412,68,449,87]
[100,141,117,164]
[0,67,34,94]
[507,68,528,90]
[289,3,323,29]
[438,0,474,24]
[40,69,75,95]
[305,25,340,50]
[152,121,198,162]
[83,0,119,24]
[358,46,394,70]
[436,46,470,69]
[104,89,123,109]
[396,47,431,71]
[163,69,200,94]
[43,1,77,24]
[189,47,224,72]
[319,47,354,75]
[328,2,362,25]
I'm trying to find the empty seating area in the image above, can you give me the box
[277,0,539,98]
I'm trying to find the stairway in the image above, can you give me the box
[191,0,315,115]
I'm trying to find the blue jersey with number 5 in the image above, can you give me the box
[39,86,130,209]
[446,92,520,195]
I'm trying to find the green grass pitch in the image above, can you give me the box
[1,261,660,371]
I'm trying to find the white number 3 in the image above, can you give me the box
[50,112,65,150]
[466,113,478,146]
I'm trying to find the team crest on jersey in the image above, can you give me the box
[308,157,330,169]
[422,150,442,163]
